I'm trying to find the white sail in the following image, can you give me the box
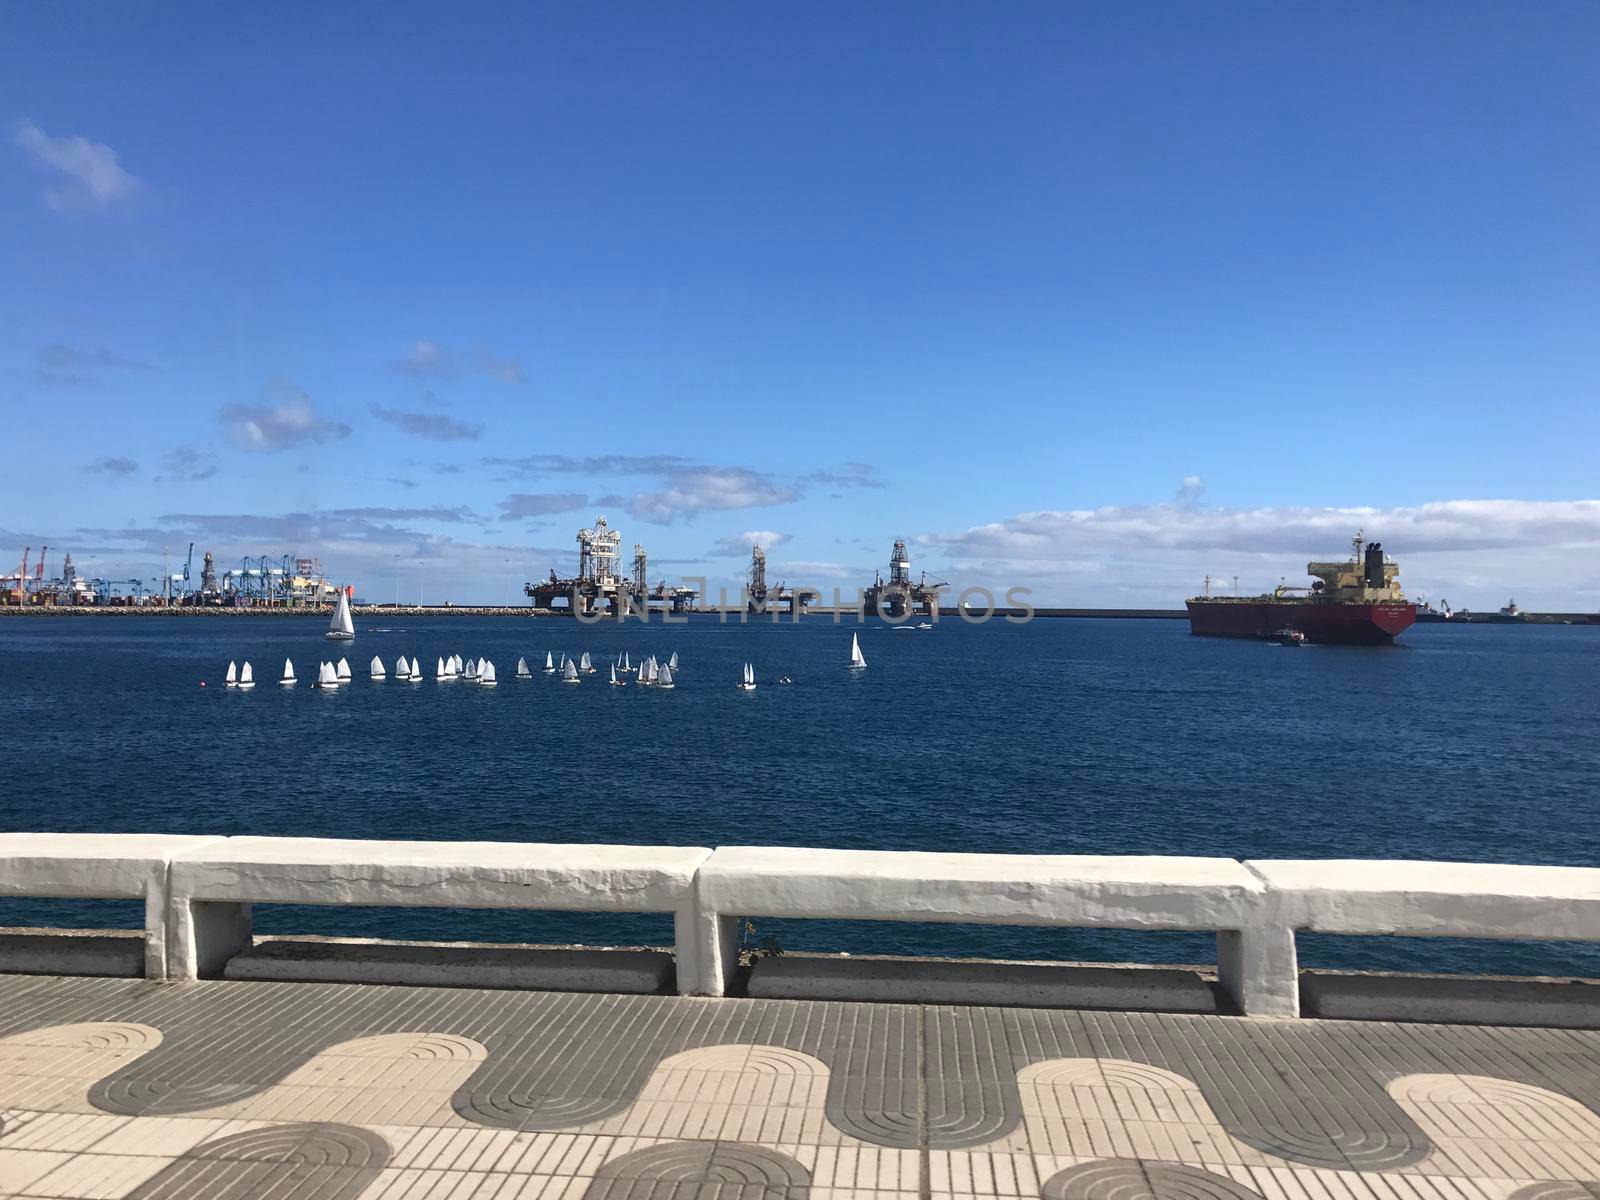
[849,633,866,668]
[610,663,622,686]
[465,658,478,680]
[408,657,422,681]
[480,660,497,686]
[658,664,674,689]
[445,656,458,677]
[745,662,754,685]
[544,651,555,673]
[336,658,351,683]
[562,657,580,683]
[668,652,678,671]
[280,658,296,686]
[238,661,254,688]
[326,589,355,639]
[318,661,338,688]
[225,660,237,687]
[452,654,463,673]
[436,656,447,680]
[370,655,386,679]
[623,651,631,670]
[516,656,530,677]
[395,655,410,678]
[580,651,593,672]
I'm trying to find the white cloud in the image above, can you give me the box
[11,119,140,212]
[369,403,483,442]
[628,468,798,524]
[924,497,1600,608]
[221,389,352,452]
[710,530,792,556]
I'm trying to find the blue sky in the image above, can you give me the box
[4,3,1598,606]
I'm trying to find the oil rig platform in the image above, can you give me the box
[525,516,699,616]
[744,544,815,615]
[863,538,946,618]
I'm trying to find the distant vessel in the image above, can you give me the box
[580,651,595,674]
[657,663,675,690]
[436,657,447,681]
[315,661,338,690]
[407,657,422,682]
[848,633,867,668]
[1491,599,1528,624]
[916,622,933,630]
[325,589,355,640]
[280,658,296,687]
[1270,628,1306,647]
[370,655,386,680]
[668,652,678,672]
[562,657,581,684]
[639,656,656,686]
[516,657,531,679]
[1186,531,1415,645]
[737,662,756,691]
[225,661,238,689]
[610,663,625,687]
[394,655,410,679]
[544,652,556,674]
[237,661,255,689]
[447,655,460,677]
[479,660,497,687]
[336,659,351,685]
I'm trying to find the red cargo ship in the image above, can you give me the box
[1186,531,1416,645]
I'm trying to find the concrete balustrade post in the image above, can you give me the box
[676,899,740,996]
[169,898,253,981]
[1215,922,1300,1017]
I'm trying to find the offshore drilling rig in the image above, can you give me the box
[525,515,698,616]
[744,544,813,615]
[862,537,947,618]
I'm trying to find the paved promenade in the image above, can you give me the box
[1,975,1598,1200]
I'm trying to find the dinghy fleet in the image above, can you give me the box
[220,633,871,695]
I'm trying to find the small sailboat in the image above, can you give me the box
[394,655,409,679]
[450,654,463,675]
[479,659,498,687]
[325,588,355,640]
[737,662,756,691]
[336,658,352,685]
[464,658,478,681]
[516,656,531,679]
[436,657,447,681]
[280,658,296,687]
[562,657,580,684]
[609,663,625,687]
[579,651,595,674]
[543,652,556,674]
[238,661,255,690]
[407,657,422,682]
[315,661,339,690]
[371,655,386,680]
[225,661,238,689]
[668,651,678,672]
[657,663,675,690]
[638,656,656,686]
[848,633,866,669]
[622,650,632,673]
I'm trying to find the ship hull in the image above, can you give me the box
[1186,600,1415,645]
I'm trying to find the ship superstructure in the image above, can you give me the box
[1186,531,1415,644]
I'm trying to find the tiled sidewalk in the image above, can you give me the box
[0,974,1597,1199]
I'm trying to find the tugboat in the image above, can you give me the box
[1491,599,1528,624]
[1186,531,1415,645]
[1269,628,1307,646]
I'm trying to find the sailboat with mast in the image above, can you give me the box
[370,655,386,680]
[237,661,255,690]
[516,657,531,679]
[579,651,595,674]
[543,652,556,674]
[407,657,422,682]
[562,657,581,684]
[280,659,296,687]
[224,661,238,689]
[325,588,355,641]
[847,633,866,669]
[479,659,497,687]
[336,658,352,686]
[737,662,756,691]
[657,663,675,690]
[609,663,625,687]
[315,661,339,691]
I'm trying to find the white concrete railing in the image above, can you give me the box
[4,834,1599,1018]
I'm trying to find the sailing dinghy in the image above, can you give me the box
[516,657,531,679]
[479,660,497,687]
[543,652,556,674]
[371,655,386,680]
[280,658,296,687]
[237,661,255,690]
[562,657,580,684]
[336,658,352,685]
[579,651,595,674]
[657,663,675,690]
[407,657,422,682]
[737,662,756,691]
[610,663,625,687]
[848,633,866,669]
[225,661,238,688]
[315,661,339,690]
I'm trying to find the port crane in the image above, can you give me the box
[10,546,29,604]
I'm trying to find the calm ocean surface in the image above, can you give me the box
[4,614,1598,977]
